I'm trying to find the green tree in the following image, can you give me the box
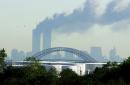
[25,56,39,62]
[24,56,47,80]
[103,62,118,69]
[0,48,7,72]
[47,68,58,85]
[58,69,79,85]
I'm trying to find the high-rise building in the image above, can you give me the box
[109,48,123,62]
[32,26,52,54]
[11,49,18,61]
[11,49,25,61]
[90,47,105,62]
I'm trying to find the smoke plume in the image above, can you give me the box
[36,0,130,33]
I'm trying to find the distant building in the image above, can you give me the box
[11,49,25,61]
[32,25,52,54]
[90,47,102,58]
[19,51,26,60]
[90,47,107,62]
[109,48,123,62]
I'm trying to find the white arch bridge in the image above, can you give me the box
[33,47,96,63]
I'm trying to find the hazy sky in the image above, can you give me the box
[0,0,130,58]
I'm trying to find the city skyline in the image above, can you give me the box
[0,0,130,57]
[10,46,123,62]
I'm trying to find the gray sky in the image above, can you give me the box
[0,0,130,58]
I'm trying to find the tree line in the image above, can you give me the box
[0,48,130,85]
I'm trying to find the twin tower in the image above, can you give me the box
[32,25,52,54]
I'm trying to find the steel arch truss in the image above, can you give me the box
[33,47,96,63]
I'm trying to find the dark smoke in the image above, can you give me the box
[36,0,130,33]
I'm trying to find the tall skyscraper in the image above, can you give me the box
[90,47,102,57]
[109,48,123,62]
[32,29,41,54]
[32,25,52,54]
[11,49,18,61]
[90,47,104,62]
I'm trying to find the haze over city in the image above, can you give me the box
[1,1,130,85]
[0,0,130,58]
